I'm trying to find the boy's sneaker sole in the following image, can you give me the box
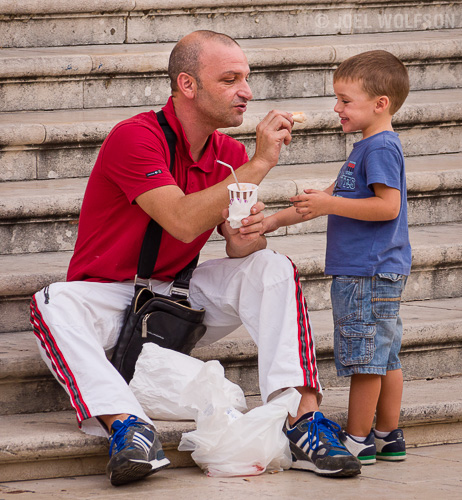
[357,455,376,465]
[377,452,406,461]
[109,456,170,486]
[289,442,361,477]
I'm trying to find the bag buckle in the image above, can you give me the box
[170,284,189,299]
[134,274,152,290]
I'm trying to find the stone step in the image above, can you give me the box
[1,222,461,333]
[1,297,461,416]
[1,153,461,255]
[1,88,461,182]
[1,0,461,48]
[1,29,461,112]
[0,375,460,482]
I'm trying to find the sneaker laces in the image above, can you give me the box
[109,415,148,456]
[301,414,344,451]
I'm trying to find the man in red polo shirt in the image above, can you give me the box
[30,30,360,486]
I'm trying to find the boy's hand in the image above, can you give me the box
[260,214,279,235]
[291,189,332,220]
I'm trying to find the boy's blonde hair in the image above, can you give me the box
[333,50,410,115]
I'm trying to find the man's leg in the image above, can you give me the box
[30,281,170,485]
[190,249,360,477]
[190,249,321,402]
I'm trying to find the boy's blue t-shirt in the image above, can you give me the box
[325,131,412,277]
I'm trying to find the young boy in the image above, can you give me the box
[263,50,411,464]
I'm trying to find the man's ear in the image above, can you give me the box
[375,95,391,114]
[177,72,197,99]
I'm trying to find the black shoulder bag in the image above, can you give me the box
[111,111,207,383]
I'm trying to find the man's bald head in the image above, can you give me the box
[168,30,241,93]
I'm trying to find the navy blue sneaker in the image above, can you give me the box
[375,428,406,461]
[107,415,170,486]
[339,430,376,464]
[284,411,361,477]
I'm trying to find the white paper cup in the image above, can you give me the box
[227,183,259,229]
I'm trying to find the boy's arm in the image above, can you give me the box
[261,181,336,234]
[261,206,302,234]
[292,183,400,221]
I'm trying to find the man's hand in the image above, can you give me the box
[291,189,333,220]
[252,110,294,170]
[221,201,267,258]
[260,213,280,235]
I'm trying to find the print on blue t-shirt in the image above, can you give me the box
[325,131,412,277]
[336,160,356,191]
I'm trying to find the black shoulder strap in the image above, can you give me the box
[137,111,199,289]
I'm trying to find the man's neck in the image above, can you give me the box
[172,97,214,162]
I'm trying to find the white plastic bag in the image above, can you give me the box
[129,343,246,421]
[179,386,301,477]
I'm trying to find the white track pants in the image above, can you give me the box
[30,249,321,437]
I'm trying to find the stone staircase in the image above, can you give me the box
[1,0,461,483]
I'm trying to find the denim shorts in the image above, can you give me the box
[331,273,407,377]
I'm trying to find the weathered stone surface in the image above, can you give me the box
[0,90,460,182]
[2,297,460,414]
[0,374,460,481]
[0,80,85,113]
[126,4,462,44]
[1,1,461,47]
[0,149,37,182]
[1,224,461,332]
[36,146,98,180]
[0,16,126,49]
[0,220,79,255]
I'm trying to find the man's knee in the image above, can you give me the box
[243,249,294,287]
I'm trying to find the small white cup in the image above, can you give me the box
[227,183,259,229]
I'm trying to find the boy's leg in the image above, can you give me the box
[332,274,406,463]
[376,368,404,432]
[347,374,381,437]
[374,367,406,461]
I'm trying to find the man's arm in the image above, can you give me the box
[136,111,294,244]
[291,183,401,221]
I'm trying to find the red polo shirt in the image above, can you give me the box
[67,97,249,283]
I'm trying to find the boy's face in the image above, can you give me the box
[333,79,385,138]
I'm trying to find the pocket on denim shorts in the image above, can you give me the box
[372,273,406,319]
[338,323,376,366]
[331,276,360,324]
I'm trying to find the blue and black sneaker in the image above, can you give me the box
[339,430,376,464]
[284,411,361,477]
[107,415,170,486]
[375,428,406,461]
